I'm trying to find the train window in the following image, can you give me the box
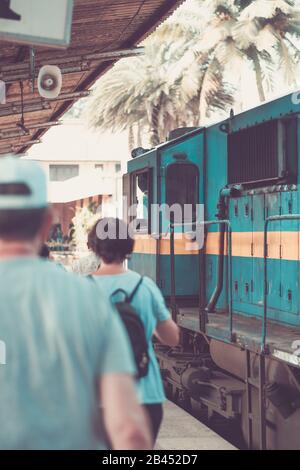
[131,169,152,232]
[166,163,199,223]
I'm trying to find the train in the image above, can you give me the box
[123,91,300,450]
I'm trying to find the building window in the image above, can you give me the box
[115,163,121,173]
[95,164,104,173]
[49,164,79,182]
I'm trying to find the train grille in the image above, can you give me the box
[228,120,285,185]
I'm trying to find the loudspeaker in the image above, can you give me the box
[38,65,62,99]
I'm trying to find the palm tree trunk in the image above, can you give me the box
[252,50,265,102]
[150,106,160,146]
[192,95,201,125]
[195,91,202,125]
[150,95,164,147]
[128,125,134,153]
[194,112,200,126]
[137,122,142,147]
[199,87,207,125]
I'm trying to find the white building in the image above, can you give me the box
[24,119,129,235]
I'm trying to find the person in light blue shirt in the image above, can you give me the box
[89,218,180,443]
[0,157,151,450]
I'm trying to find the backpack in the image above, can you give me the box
[111,277,150,379]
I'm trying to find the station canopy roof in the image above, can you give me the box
[0,0,184,156]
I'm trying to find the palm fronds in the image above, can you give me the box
[86,0,300,147]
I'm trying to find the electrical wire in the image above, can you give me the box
[103,0,147,52]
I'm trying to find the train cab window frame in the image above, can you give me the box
[166,162,199,224]
[131,168,152,234]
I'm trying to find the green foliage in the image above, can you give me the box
[72,205,100,253]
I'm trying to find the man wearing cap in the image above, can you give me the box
[0,156,151,450]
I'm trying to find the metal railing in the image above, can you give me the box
[169,221,195,321]
[168,219,233,337]
[201,220,233,339]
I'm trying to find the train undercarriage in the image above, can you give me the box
[155,311,300,450]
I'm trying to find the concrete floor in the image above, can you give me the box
[156,401,236,450]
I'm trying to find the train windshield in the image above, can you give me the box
[166,163,199,223]
[132,169,151,232]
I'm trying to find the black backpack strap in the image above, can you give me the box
[111,288,129,301]
[88,276,129,302]
[128,276,144,303]
[91,274,143,303]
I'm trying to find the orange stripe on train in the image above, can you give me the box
[133,232,300,261]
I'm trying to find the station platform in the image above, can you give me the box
[156,401,236,450]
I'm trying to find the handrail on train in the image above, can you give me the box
[200,220,233,340]
[169,220,177,321]
[168,219,233,340]
[263,214,300,352]
[166,220,196,321]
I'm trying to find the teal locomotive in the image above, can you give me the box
[123,91,300,449]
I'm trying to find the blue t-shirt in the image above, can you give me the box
[0,257,135,450]
[93,271,171,404]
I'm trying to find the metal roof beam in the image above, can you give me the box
[0,121,62,140]
[0,47,144,83]
[0,91,90,118]
[0,139,41,154]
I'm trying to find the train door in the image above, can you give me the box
[280,191,299,318]
[158,132,204,302]
[252,193,265,309]
[265,192,282,314]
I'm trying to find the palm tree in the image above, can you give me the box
[174,0,300,103]
[235,0,300,95]
[87,39,181,148]
[87,0,300,146]
[87,15,233,148]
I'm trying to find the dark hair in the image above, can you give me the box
[89,218,134,264]
[0,208,47,240]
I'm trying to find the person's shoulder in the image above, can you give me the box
[39,258,78,280]
[125,271,159,293]
[141,275,162,297]
[40,258,104,297]
[35,261,112,350]
[138,275,170,321]
[142,275,157,287]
